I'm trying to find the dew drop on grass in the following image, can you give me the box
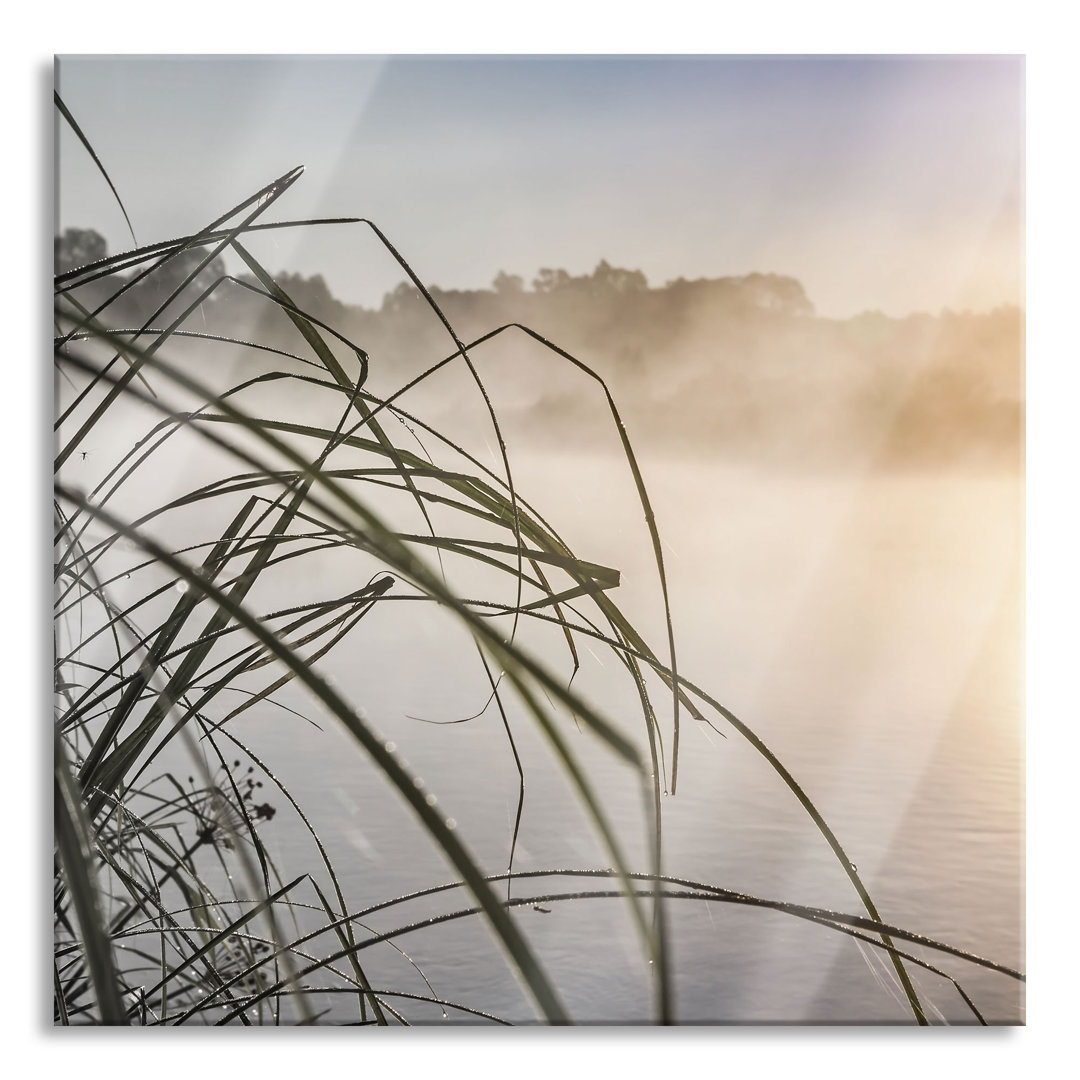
[425,792,438,806]
[445,818,457,831]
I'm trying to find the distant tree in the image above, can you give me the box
[532,268,572,293]
[591,259,647,293]
[275,272,345,323]
[55,228,107,274]
[532,262,647,297]
[738,273,814,316]
[150,245,227,300]
[111,244,227,324]
[492,271,524,295]
[381,281,424,314]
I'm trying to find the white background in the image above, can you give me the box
[11,2,1072,1073]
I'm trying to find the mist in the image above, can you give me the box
[60,227,1021,475]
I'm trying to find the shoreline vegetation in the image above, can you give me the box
[54,99,1024,1024]
[56,228,1023,470]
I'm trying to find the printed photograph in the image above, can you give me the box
[53,54,1024,1025]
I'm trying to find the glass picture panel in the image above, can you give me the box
[53,54,1024,1026]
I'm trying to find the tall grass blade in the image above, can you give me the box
[54,91,137,246]
[54,732,128,1024]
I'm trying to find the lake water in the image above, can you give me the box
[209,445,1023,1025]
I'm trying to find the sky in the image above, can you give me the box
[55,55,1023,320]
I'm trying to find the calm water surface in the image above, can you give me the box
[216,448,1023,1025]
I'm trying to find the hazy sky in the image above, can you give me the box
[55,54,1023,318]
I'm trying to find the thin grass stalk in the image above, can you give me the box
[54,92,137,246]
[53,731,128,1024]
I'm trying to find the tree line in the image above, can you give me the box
[55,228,1022,469]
